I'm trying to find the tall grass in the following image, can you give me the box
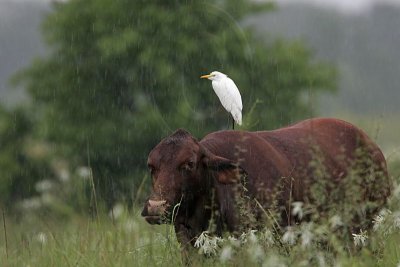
[0,211,183,267]
[1,154,399,267]
[1,200,399,267]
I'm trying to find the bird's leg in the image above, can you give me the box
[231,116,235,130]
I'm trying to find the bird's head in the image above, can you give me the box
[200,71,227,81]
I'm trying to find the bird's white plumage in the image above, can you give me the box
[201,71,243,126]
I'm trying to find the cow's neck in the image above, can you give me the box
[174,172,254,241]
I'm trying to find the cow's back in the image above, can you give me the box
[201,118,390,206]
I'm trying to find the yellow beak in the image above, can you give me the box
[200,74,211,79]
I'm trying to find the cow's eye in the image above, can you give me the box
[181,161,195,172]
[148,164,155,175]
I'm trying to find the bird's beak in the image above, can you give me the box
[200,74,211,79]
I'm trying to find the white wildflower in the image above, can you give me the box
[228,236,240,247]
[35,180,54,193]
[292,201,304,219]
[109,203,124,220]
[262,254,286,267]
[35,232,47,245]
[58,169,70,182]
[393,212,400,229]
[20,197,42,210]
[262,228,275,247]
[194,231,223,256]
[239,232,248,244]
[301,223,313,248]
[379,208,392,217]
[329,215,343,229]
[248,244,265,262]
[352,229,368,247]
[77,166,91,179]
[220,245,233,262]
[282,226,297,245]
[373,215,385,231]
[248,229,258,244]
[373,208,392,231]
[238,229,258,245]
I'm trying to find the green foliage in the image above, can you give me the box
[14,0,336,204]
[0,107,53,206]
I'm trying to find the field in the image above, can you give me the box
[1,203,400,267]
[1,159,400,267]
[0,211,183,267]
[1,116,400,267]
[1,0,399,265]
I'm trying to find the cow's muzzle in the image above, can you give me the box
[141,200,169,224]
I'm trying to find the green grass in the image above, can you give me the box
[1,200,400,267]
[0,211,183,267]
[1,149,399,267]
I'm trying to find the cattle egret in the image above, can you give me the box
[200,71,243,129]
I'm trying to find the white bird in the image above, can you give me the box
[200,71,243,129]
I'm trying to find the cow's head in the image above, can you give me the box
[141,129,245,225]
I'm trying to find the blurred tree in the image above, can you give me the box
[15,0,336,206]
[0,107,52,207]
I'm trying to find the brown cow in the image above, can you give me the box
[141,118,390,258]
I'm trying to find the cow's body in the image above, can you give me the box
[142,118,390,258]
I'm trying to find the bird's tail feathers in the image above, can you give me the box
[232,110,242,126]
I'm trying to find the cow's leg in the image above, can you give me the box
[174,223,195,265]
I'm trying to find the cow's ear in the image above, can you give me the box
[202,149,246,184]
